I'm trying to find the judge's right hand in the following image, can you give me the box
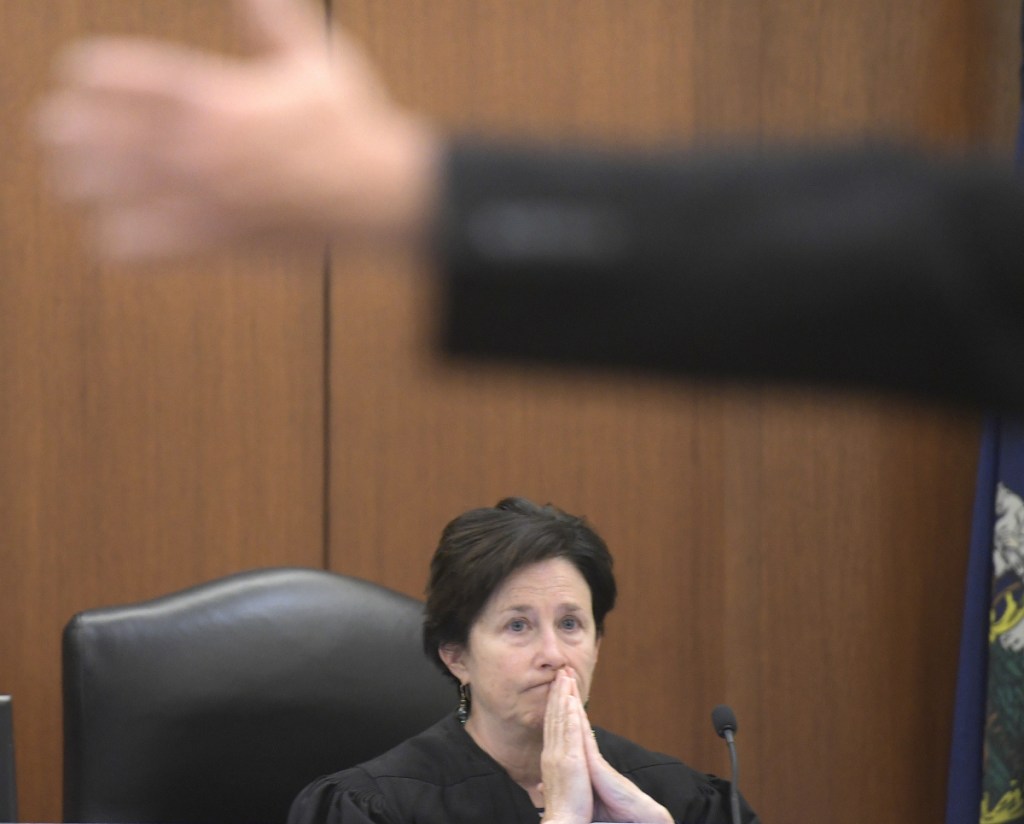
[36,0,439,262]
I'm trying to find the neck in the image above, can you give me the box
[464,715,544,792]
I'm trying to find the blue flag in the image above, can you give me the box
[946,421,998,823]
[947,421,1024,823]
[945,7,1024,823]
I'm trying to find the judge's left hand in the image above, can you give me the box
[581,709,673,824]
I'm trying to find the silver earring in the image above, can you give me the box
[457,682,470,724]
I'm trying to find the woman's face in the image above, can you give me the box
[440,557,601,736]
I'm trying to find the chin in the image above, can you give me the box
[517,710,547,731]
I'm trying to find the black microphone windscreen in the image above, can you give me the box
[711,704,738,738]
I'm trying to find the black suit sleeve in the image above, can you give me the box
[436,140,1024,410]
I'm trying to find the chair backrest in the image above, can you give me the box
[0,695,16,823]
[62,567,454,824]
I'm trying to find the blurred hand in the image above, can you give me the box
[36,0,439,261]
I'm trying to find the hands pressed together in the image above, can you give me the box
[35,0,439,261]
[540,669,673,824]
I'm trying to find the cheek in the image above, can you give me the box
[575,646,599,684]
[477,651,517,688]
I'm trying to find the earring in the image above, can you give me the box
[457,682,470,724]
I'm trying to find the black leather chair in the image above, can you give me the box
[62,567,454,824]
[0,695,16,823]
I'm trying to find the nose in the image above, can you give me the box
[536,625,568,670]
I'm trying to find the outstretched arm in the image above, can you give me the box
[36,0,1024,409]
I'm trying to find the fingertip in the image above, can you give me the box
[52,39,98,76]
[50,44,81,84]
[235,0,325,55]
[52,37,131,86]
[32,94,62,143]
[33,90,85,148]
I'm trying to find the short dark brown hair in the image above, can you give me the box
[422,497,617,680]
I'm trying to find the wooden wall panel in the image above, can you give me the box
[0,3,327,821]
[327,2,1018,823]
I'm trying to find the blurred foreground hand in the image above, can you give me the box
[36,0,439,261]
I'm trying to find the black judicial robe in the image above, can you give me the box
[288,714,759,824]
[437,141,1024,411]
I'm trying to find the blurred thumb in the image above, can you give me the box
[233,0,326,56]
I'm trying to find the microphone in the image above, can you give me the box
[711,705,741,824]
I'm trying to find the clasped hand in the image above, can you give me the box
[540,669,673,824]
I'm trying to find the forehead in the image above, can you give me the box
[484,558,592,612]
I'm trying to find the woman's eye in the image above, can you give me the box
[561,615,579,630]
[508,619,527,632]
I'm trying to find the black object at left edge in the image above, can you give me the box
[0,695,16,824]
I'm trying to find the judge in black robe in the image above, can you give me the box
[288,713,760,824]
[288,498,759,824]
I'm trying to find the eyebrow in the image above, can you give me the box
[498,603,584,614]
